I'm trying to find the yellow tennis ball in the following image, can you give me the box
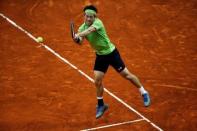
[36,37,44,43]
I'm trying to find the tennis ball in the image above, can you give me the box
[36,36,44,43]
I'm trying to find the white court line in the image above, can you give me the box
[81,118,144,131]
[0,13,163,131]
[154,84,197,92]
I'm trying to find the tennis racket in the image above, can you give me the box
[70,20,75,39]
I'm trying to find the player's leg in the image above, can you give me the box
[119,68,147,94]
[110,48,150,107]
[120,68,151,106]
[119,68,143,89]
[119,68,150,107]
[94,70,104,99]
[93,55,109,119]
[94,71,109,119]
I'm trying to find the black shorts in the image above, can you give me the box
[94,48,125,73]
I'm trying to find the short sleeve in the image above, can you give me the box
[78,23,85,33]
[91,19,103,30]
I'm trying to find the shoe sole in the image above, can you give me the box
[144,100,151,107]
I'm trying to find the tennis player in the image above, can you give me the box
[73,5,150,119]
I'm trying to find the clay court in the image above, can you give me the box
[0,0,197,130]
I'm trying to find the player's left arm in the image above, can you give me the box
[75,26,96,38]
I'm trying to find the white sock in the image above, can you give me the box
[97,97,103,100]
[139,86,147,95]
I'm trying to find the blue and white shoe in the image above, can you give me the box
[142,92,151,107]
[96,104,109,119]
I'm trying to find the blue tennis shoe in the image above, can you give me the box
[96,104,108,119]
[142,92,151,107]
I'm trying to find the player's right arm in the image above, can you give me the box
[74,25,97,44]
[76,26,96,38]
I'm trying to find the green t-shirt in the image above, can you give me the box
[78,18,115,55]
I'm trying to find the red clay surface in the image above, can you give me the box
[0,0,197,130]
